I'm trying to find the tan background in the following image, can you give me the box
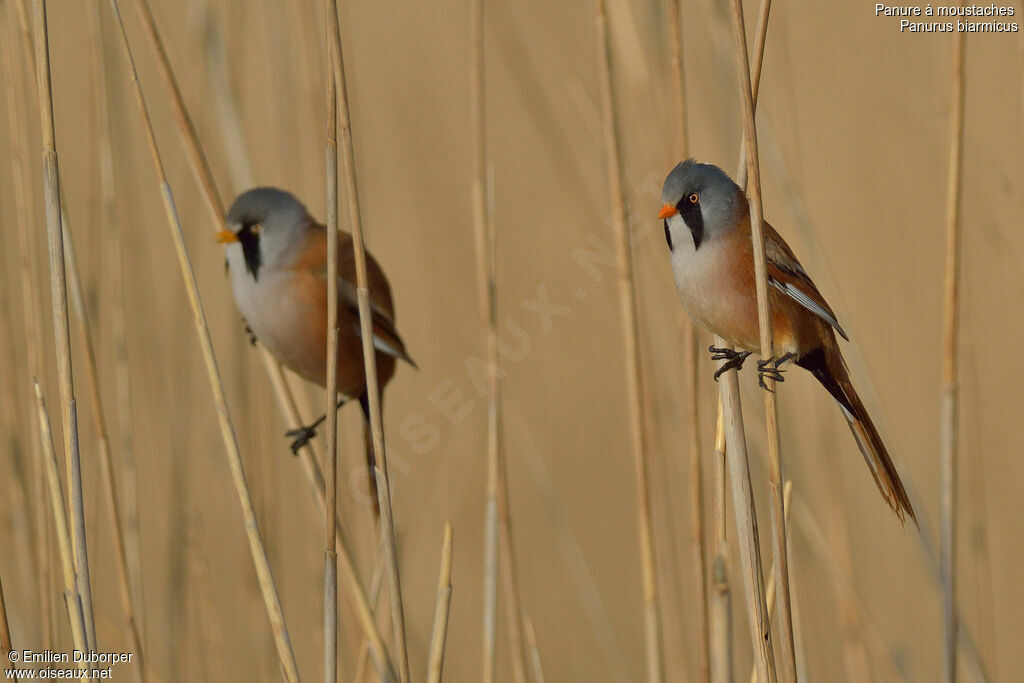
[1,0,1021,680]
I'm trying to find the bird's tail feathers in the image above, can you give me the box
[797,347,916,525]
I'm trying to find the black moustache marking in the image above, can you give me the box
[678,198,704,251]
[238,224,262,280]
[663,219,673,251]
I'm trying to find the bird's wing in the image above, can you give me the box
[304,224,417,367]
[764,224,849,341]
[336,278,418,367]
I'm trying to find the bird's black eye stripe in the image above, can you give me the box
[663,219,673,251]
[238,221,263,280]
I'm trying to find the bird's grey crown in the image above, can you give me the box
[227,187,309,228]
[661,159,739,205]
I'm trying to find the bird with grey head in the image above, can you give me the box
[658,159,915,524]
[217,187,415,513]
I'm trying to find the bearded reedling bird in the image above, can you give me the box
[658,160,914,523]
[217,187,415,505]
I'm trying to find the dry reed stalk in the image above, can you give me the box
[470,3,528,679]
[593,1,664,679]
[667,1,711,678]
[749,481,793,683]
[89,2,146,641]
[735,0,773,189]
[105,3,301,679]
[426,523,455,683]
[61,217,147,680]
[33,380,88,661]
[126,2,397,676]
[324,7,411,680]
[940,18,967,683]
[131,0,222,227]
[30,0,98,651]
[727,0,795,677]
[323,3,344,682]
[714,352,774,682]
[524,613,547,683]
[2,3,53,646]
[709,403,732,683]
[352,542,386,683]
[261,356,398,683]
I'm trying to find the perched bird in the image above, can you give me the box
[659,159,914,523]
[217,187,415,506]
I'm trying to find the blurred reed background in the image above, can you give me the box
[1,0,1021,680]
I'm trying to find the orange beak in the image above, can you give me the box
[658,203,678,219]
[215,229,239,244]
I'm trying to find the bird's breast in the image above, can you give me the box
[670,234,769,353]
[228,259,331,386]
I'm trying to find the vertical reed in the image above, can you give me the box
[323,2,343,681]
[426,523,455,683]
[749,481,793,683]
[105,3,301,679]
[30,0,97,651]
[594,0,664,679]
[324,5,411,679]
[940,16,967,683]
[709,406,732,683]
[667,1,710,678]
[471,2,529,680]
[727,0,796,679]
[33,380,88,661]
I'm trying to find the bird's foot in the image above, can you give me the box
[244,322,259,347]
[286,425,318,455]
[710,345,752,381]
[756,353,795,391]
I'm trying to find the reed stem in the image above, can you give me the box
[940,15,967,683]
[323,5,411,680]
[33,380,88,663]
[31,0,97,651]
[323,2,343,681]
[426,523,455,683]
[727,0,796,678]
[593,1,665,679]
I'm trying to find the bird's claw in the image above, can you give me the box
[710,345,752,381]
[286,425,318,455]
[756,356,789,392]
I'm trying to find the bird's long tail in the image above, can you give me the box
[796,346,916,524]
[358,393,381,519]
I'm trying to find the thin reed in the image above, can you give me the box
[426,523,454,683]
[32,380,87,662]
[666,1,711,678]
[727,0,797,678]
[324,6,411,679]
[940,17,967,683]
[322,2,343,682]
[30,0,97,651]
[593,0,664,679]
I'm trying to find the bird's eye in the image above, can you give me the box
[688,192,700,204]
[249,223,262,235]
